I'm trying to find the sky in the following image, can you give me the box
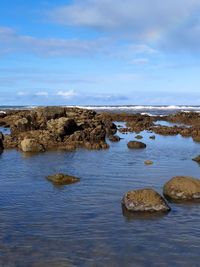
[1,0,200,105]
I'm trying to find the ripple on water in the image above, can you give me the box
[0,125,200,266]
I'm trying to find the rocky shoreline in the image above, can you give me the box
[0,106,117,152]
[1,107,200,215]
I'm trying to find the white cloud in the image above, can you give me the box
[34,91,49,96]
[49,0,200,51]
[56,90,77,99]
[0,26,109,57]
[17,91,28,96]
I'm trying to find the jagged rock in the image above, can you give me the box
[163,176,200,201]
[47,173,80,185]
[20,138,45,153]
[47,118,77,137]
[122,188,170,212]
[127,141,146,149]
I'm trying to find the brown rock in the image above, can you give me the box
[163,176,200,201]
[127,141,146,149]
[192,155,200,163]
[20,138,45,153]
[122,188,170,212]
[47,173,80,185]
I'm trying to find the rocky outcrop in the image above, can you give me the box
[47,173,80,185]
[163,176,200,202]
[127,141,146,149]
[122,188,170,212]
[0,107,116,152]
[20,138,45,153]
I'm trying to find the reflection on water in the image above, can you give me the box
[0,125,200,266]
[154,120,190,128]
[0,126,11,135]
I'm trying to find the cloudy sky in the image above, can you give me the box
[1,0,200,105]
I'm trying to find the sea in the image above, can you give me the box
[0,106,200,266]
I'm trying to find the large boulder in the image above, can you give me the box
[20,138,45,153]
[47,173,80,185]
[163,176,200,201]
[127,141,146,149]
[122,188,170,212]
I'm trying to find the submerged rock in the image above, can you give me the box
[122,188,170,212]
[21,138,45,153]
[135,135,143,139]
[163,176,200,201]
[127,141,146,149]
[144,160,153,165]
[47,173,80,185]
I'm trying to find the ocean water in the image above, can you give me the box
[1,105,200,116]
[0,119,200,266]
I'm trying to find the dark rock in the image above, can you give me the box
[0,132,4,150]
[127,141,146,149]
[47,173,80,185]
[192,155,200,163]
[149,135,156,139]
[122,188,170,212]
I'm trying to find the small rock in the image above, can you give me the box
[163,176,200,201]
[144,160,153,165]
[149,135,156,139]
[122,188,170,212]
[127,141,146,149]
[192,155,200,163]
[135,135,143,139]
[47,173,80,185]
[109,135,121,142]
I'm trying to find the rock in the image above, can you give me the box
[192,155,200,163]
[127,141,146,149]
[135,135,143,139]
[108,135,121,142]
[20,138,45,153]
[0,132,4,150]
[122,188,170,212]
[144,160,153,165]
[163,176,200,201]
[149,135,156,139]
[47,118,77,138]
[47,173,80,185]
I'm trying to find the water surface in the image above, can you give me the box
[0,126,200,266]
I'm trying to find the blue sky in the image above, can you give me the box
[1,0,200,105]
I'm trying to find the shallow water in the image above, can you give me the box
[0,125,200,266]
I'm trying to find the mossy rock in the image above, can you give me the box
[47,173,80,185]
